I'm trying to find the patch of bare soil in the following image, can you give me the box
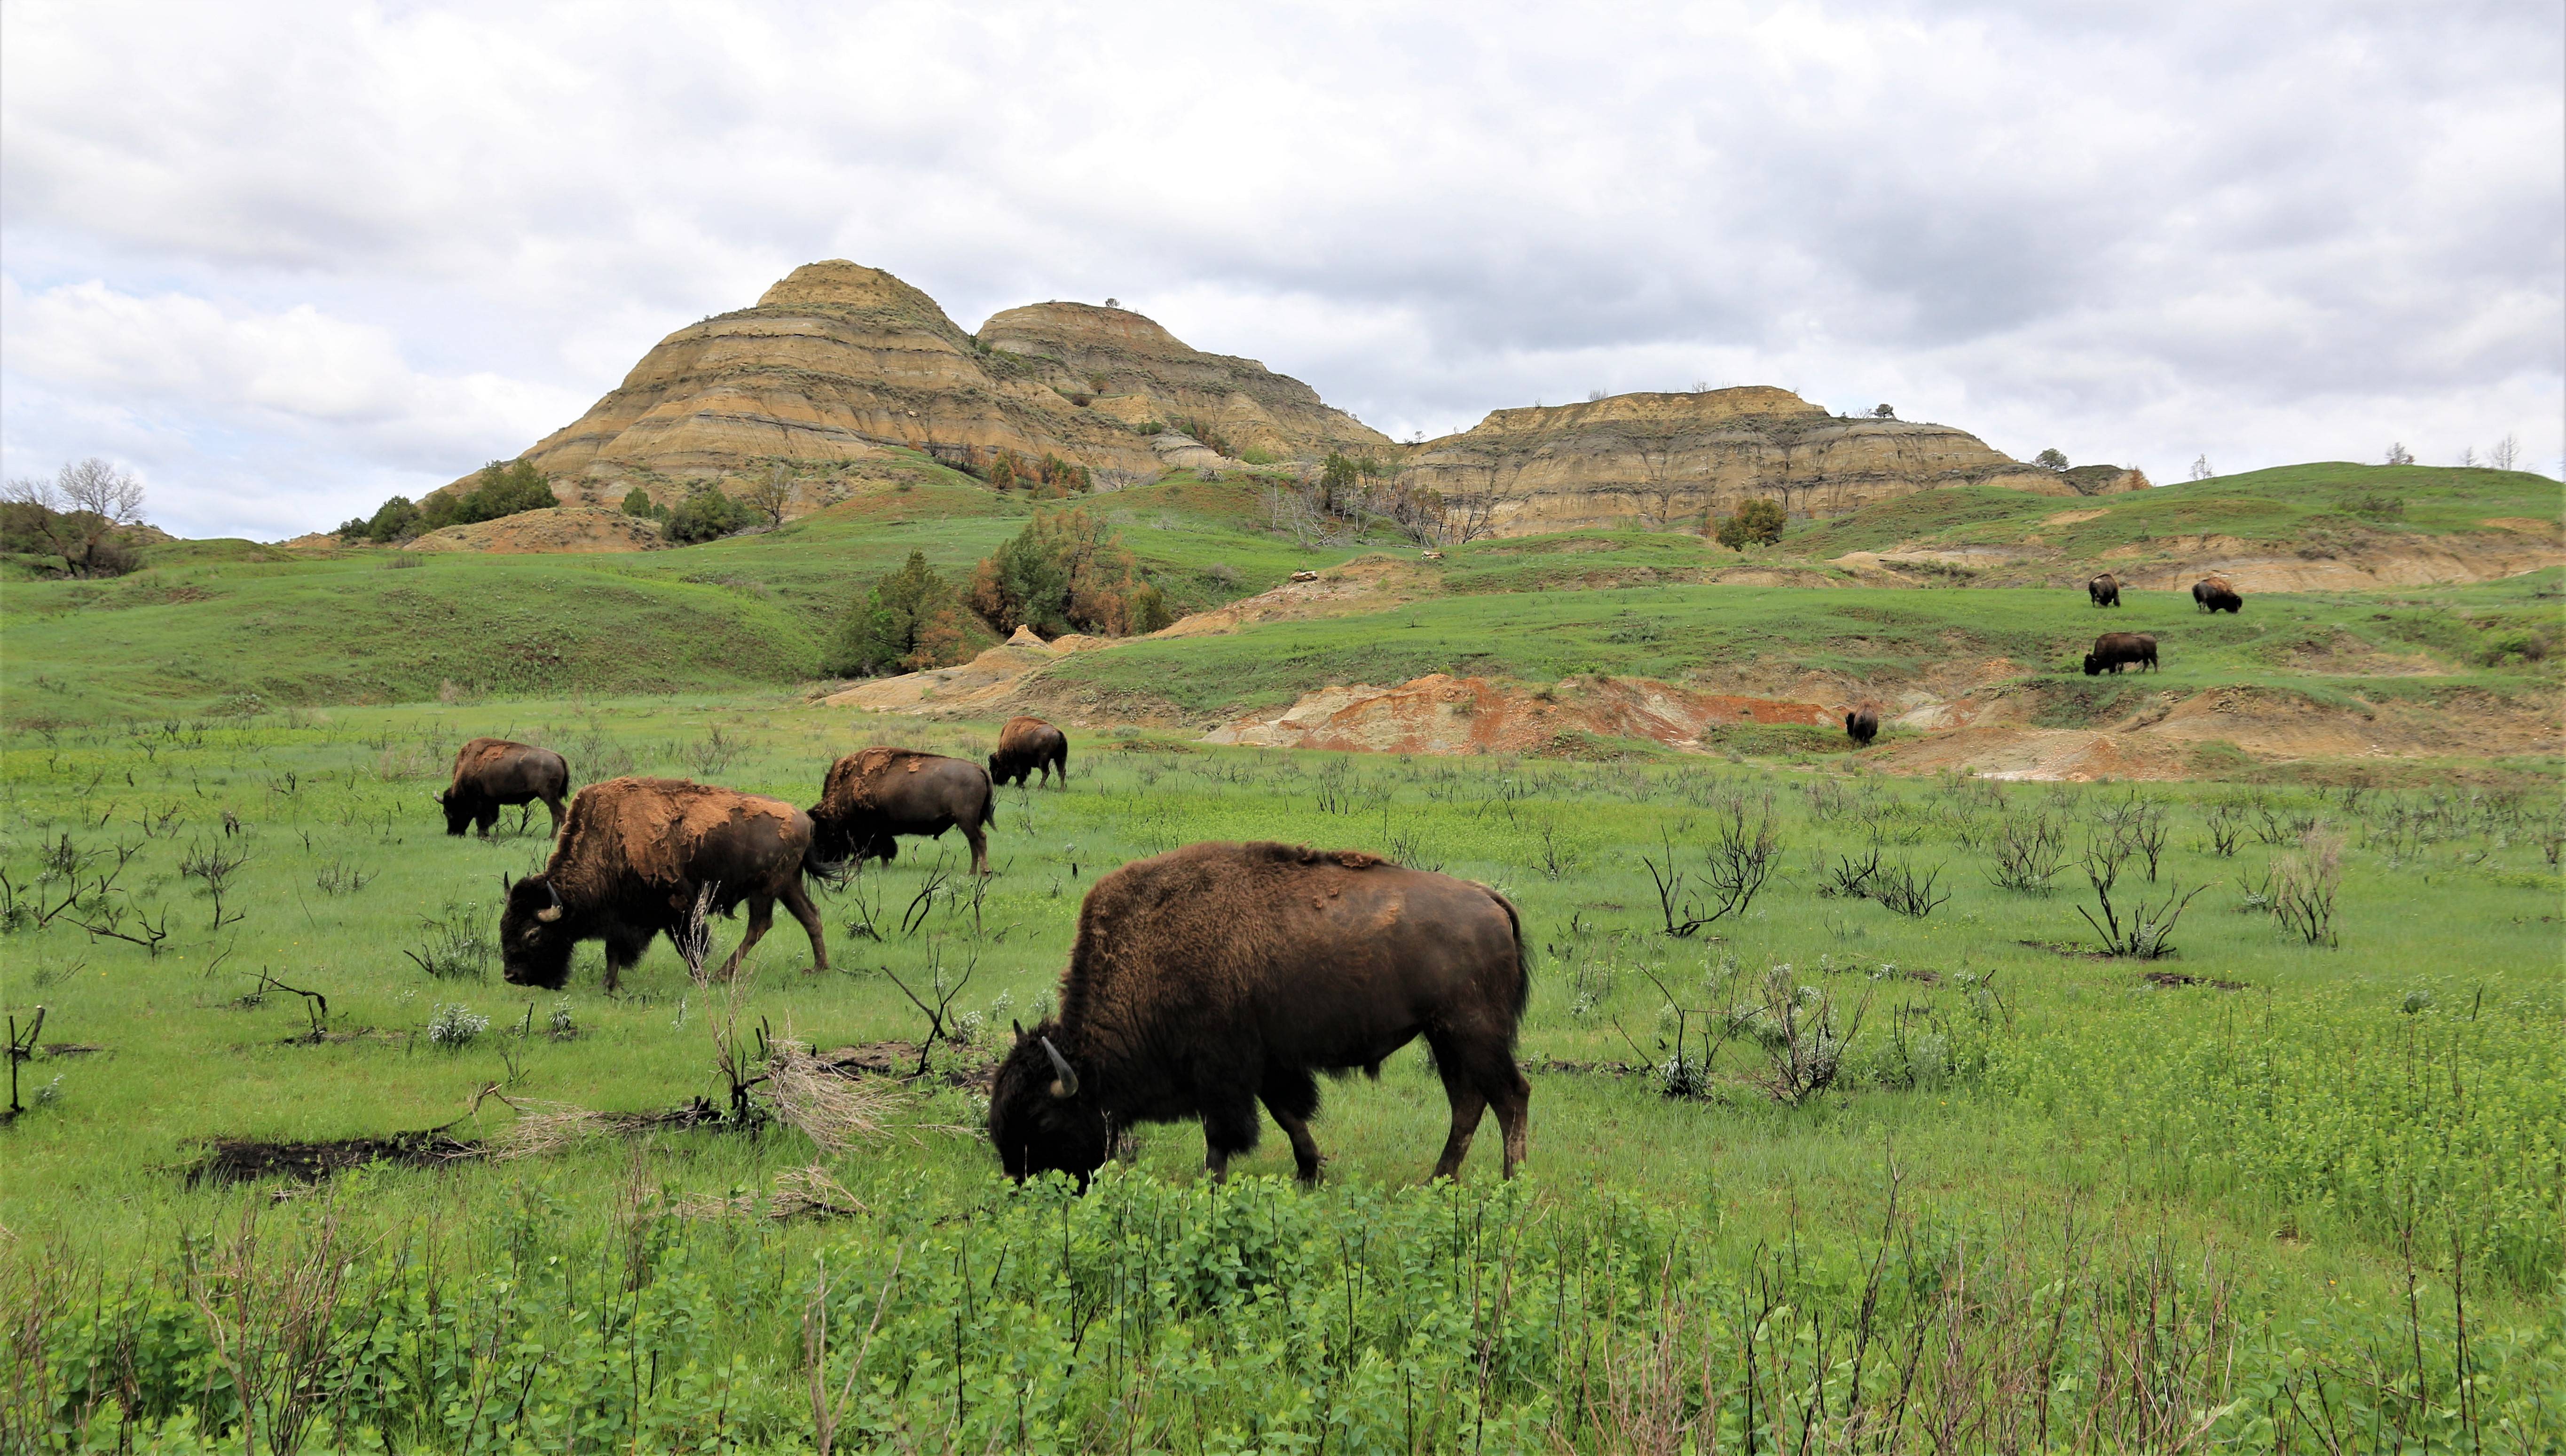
[2144,972,2246,991]
[185,1126,481,1187]
[405,506,667,555]
[1202,674,1839,755]
[1150,557,1433,638]
[2093,530,2560,593]
[816,1041,995,1090]
[820,630,1116,718]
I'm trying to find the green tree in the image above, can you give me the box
[1713,497,1787,551]
[830,551,970,676]
[663,483,753,544]
[416,460,558,532]
[2034,448,2069,471]
[620,486,662,519]
[968,507,1171,638]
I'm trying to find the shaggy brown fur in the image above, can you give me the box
[2087,572,2122,607]
[808,748,995,874]
[988,716,1069,788]
[2084,631,2159,675]
[442,738,569,837]
[989,841,1532,1188]
[2192,575,2243,613]
[1844,703,1880,747]
[500,776,827,990]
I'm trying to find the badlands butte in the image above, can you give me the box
[33,257,2551,783]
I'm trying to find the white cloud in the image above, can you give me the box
[0,0,2557,538]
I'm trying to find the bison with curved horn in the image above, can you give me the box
[499,776,830,990]
[1844,703,1880,747]
[441,738,569,838]
[2192,575,2243,613]
[2083,631,2159,676]
[808,748,995,875]
[2086,573,2121,607]
[990,842,1532,1188]
[988,716,1070,788]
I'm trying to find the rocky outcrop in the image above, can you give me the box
[459,261,1170,507]
[975,302,1392,462]
[1398,388,2145,535]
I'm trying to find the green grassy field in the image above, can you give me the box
[1,700,2558,1450]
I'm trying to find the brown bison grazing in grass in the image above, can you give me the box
[989,842,1532,1188]
[809,748,995,874]
[2084,631,2159,675]
[988,716,1070,788]
[500,777,828,990]
[2193,575,2243,613]
[1844,704,1880,747]
[442,738,569,837]
[2087,573,2121,607]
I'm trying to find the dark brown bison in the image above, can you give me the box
[990,842,1532,1188]
[808,748,995,875]
[2087,573,2121,607]
[2083,632,2159,675]
[988,716,1069,788]
[1844,704,1880,747]
[441,738,569,837]
[2193,575,2243,613]
[499,777,828,990]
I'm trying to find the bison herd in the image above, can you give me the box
[441,714,1535,1187]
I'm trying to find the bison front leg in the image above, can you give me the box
[713,897,776,981]
[1260,1076,1326,1184]
[779,879,829,975]
[603,925,652,993]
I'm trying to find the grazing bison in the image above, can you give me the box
[2193,575,2243,614]
[499,776,828,990]
[988,716,1070,788]
[2087,573,2122,607]
[441,738,569,838]
[1844,704,1880,747]
[990,842,1532,1188]
[808,748,995,875]
[2083,631,2159,675]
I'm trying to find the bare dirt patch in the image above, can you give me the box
[185,1126,481,1187]
[406,506,667,555]
[1202,673,1837,755]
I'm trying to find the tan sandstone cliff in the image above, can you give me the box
[975,302,1393,462]
[1397,388,2145,535]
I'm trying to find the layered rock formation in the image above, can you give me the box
[1397,388,2144,535]
[461,261,1169,506]
[975,302,1392,462]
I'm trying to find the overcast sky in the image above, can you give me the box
[4,0,2559,540]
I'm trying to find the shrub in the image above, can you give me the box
[968,508,1172,638]
[415,460,558,533]
[3,459,148,577]
[338,495,422,543]
[663,484,753,544]
[1713,497,1787,551]
[830,551,972,677]
[620,486,664,519]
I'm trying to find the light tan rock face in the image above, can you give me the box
[470,261,1165,505]
[976,302,1393,462]
[1401,388,2145,535]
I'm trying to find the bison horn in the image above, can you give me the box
[1039,1036,1079,1099]
[535,880,564,923]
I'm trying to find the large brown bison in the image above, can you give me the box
[2087,573,2121,607]
[989,842,1532,1188]
[2193,575,2243,613]
[441,738,569,838]
[988,716,1070,788]
[2083,631,2159,675]
[808,748,995,875]
[499,777,828,990]
[1844,703,1880,747]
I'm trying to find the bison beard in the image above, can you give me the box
[988,842,1532,1188]
[499,777,829,990]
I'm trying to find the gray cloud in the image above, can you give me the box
[2,0,2556,539]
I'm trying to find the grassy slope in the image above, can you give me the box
[1788,461,2561,557]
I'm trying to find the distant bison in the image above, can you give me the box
[2083,631,2159,676]
[2193,575,2243,614]
[990,842,1532,1188]
[988,716,1069,788]
[442,738,569,838]
[1844,704,1879,747]
[500,776,828,990]
[809,748,995,875]
[2087,573,2121,607]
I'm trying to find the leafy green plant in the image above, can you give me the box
[828,551,970,677]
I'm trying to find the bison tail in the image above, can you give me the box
[1486,885,1533,1035]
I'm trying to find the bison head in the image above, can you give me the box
[2082,654,2103,676]
[438,786,475,836]
[989,1021,1109,1188]
[498,876,576,987]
